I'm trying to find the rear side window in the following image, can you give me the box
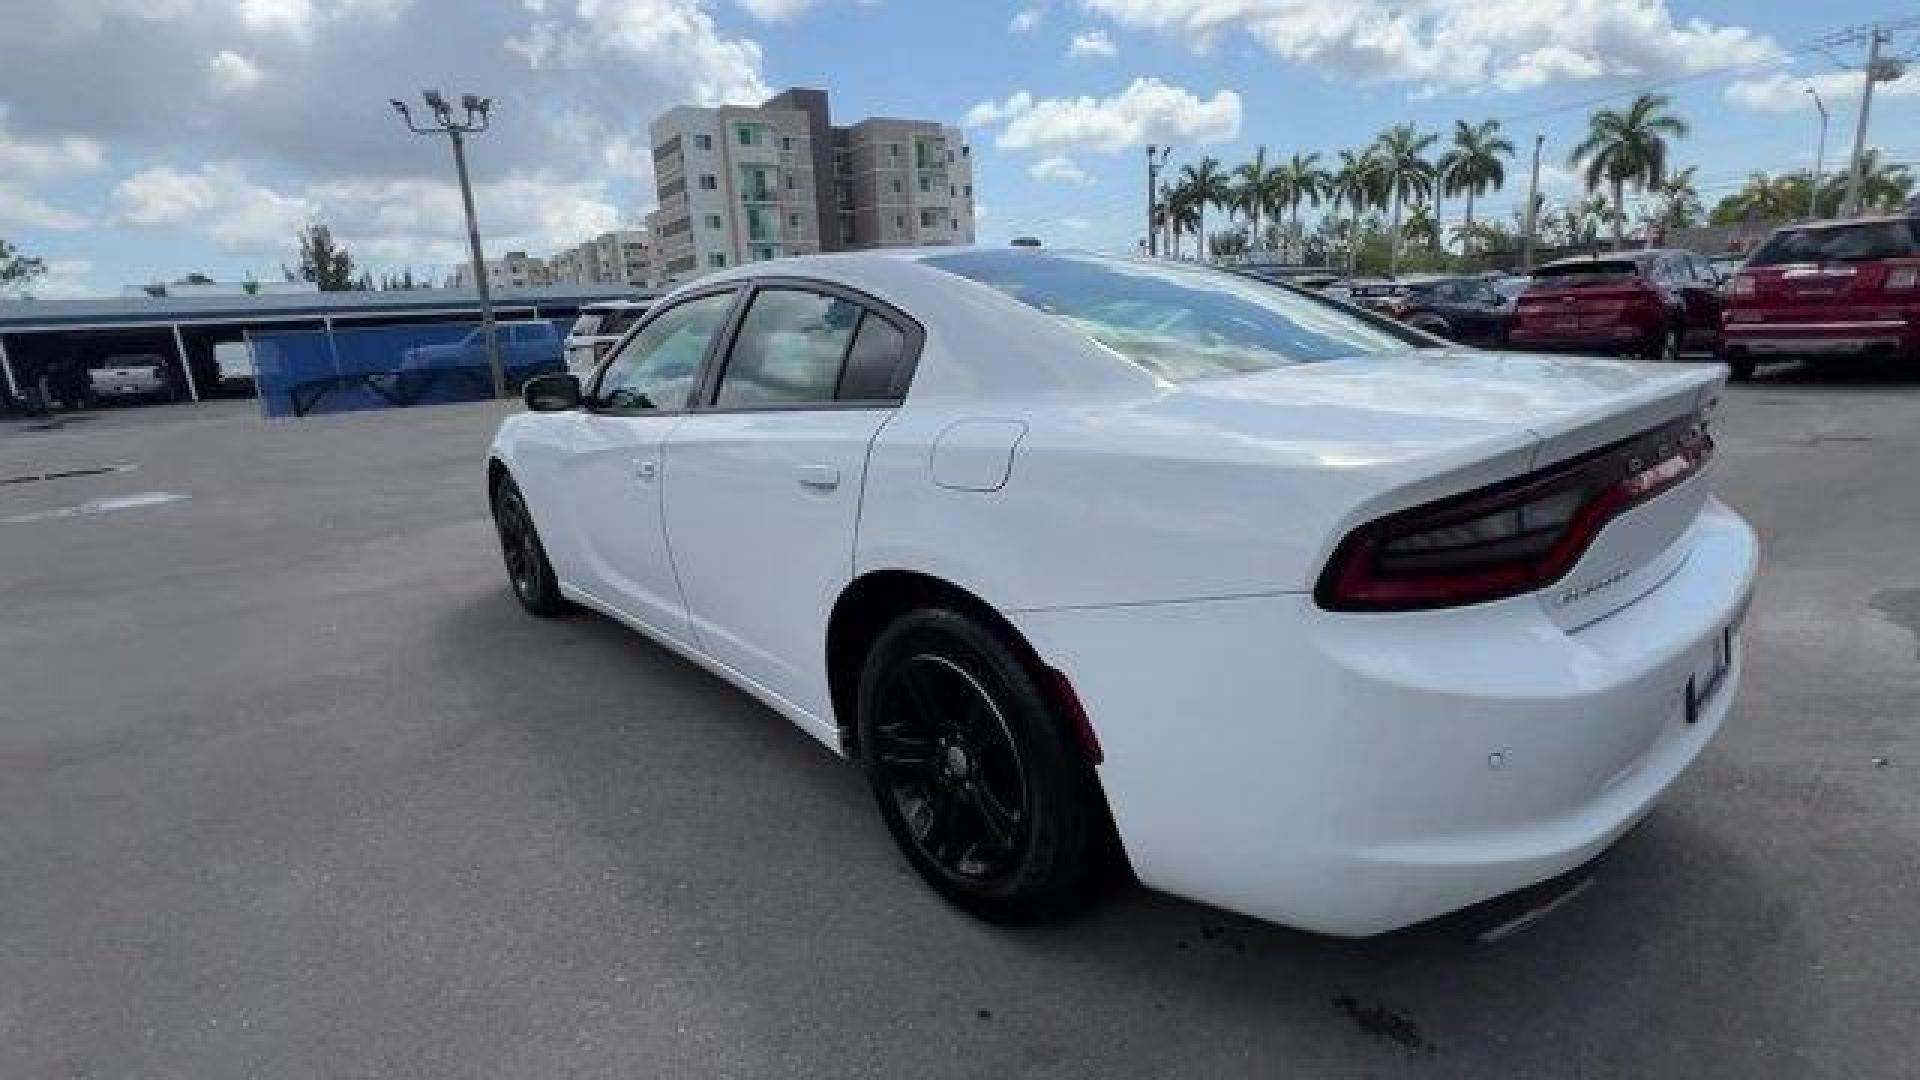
[1531,260,1641,287]
[924,250,1407,382]
[1747,221,1920,266]
[837,314,910,401]
[714,289,862,408]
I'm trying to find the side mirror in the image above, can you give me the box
[523,372,581,412]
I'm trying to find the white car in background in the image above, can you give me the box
[564,299,652,375]
[485,249,1756,937]
[88,354,174,403]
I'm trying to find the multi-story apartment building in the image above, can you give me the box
[548,230,655,288]
[648,87,974,283]
[449,250,549,290]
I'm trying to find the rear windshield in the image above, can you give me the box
[922,250,1407,382]
[1531,261,1641,287]
[1747,221,1920,266]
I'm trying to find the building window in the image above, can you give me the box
[948,149,955,163]
[695,133,712,151]
[699,174,717,190]
[705,213,723,229]
[890,178,902,194]
[781,136,793,151]
[964,184,972,198]
[888,143,901,158]
[950,185,956,198]
[961,145,970,157]
[737,126,752,146]
[708,252,726,268]
[785,174,796,190]
[895,214,905,230]
[918,176,930,193]
[788,213,801,229]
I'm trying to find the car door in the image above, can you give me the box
[556,288,741,647]
[662,281,919,729]
[1680,254,1724,350]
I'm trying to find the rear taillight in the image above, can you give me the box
[1886,267,1917,291]
[1317,414,1714,611]
[1729,275,1756,296]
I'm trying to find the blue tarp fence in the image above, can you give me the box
[251,319,569,418]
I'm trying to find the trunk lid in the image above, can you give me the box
[1170,349,1723,621]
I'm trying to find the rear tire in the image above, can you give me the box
[857,608,1105,923]
[491,473,568,618]
[1726,355,1756,382]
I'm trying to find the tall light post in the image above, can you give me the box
[1840,25,1899,218]
[1805,86,1829,219]
[1145,144,1171,258]
[1520,133,1545,273]
[392,91,505,400]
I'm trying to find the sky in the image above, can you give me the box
[2,0,1918,297]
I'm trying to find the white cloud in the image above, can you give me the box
[510,0,769,106]
[112,163,315,254]
[1726,66,1920,113]
[1030,154,1094,185]
[9,258,98,299]
[1068,28,1117,59]
[1080,0,1778,93]
[1061,215,1092,231]
[963,90,1032,129]
[977,77,1241,154]
[0,119,103,230]
[207,50,265,94]
[1009,7,1042,32]
[238,0,314,35]
[734,0,815,21]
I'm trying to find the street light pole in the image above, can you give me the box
[393,91,505,400]
[1840,25,1892,218]
[1520,133,1545,273]
[1145,144,1171,258]
[1805,86,1829,219]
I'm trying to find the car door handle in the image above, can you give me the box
[634,458,658,482]
[796,464,840,490]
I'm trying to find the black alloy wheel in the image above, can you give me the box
[858,608,1105,922]
[491,474,567,617]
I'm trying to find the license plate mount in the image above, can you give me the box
[1685,604,1745,724]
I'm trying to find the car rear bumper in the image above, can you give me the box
[1505,326,1652,354]
[1722,320,1918,359]
[1013,497,1757,937]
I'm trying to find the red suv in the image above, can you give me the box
[1509,250,1723,361]
[1720,215,1920,380]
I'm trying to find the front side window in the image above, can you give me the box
[592,291,735,411]
[924,250,1408,383]
[714,289,861,408]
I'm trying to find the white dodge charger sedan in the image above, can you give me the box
[486,248,1756,937]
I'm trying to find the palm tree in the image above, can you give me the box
[1231,147,1274,254]
[1330,148,1385,272]
[1275,152,1325,261]
[1712,171,1799,226]
[1438,119,1514,256]
[1177,157,1231,260]
[1649,166,1702,232]
[1570,92,1689,250]
[1402,200,1440,251]
[1372,124,1437,274]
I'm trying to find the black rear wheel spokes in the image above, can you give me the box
[873,653,1030,881]
[495,490,539,594]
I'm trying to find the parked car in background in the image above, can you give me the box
[488,248,1754,937]
[1362,275,1514,346]
[1720,215,1920,381]
[1224,264,1343,291]
[565,300,652,374]
[1509,250,1724,361]
[214,340,255,392]
[400,320,563,380]
[88,354,174,404]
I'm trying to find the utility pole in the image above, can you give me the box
[393,91,505,400]
[1146,145,1171,258]
[1805,86,1829,218]
[1840,25,1891,218]
[1520,133,1545,273]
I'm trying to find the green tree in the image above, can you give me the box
[1570,92,1689,249]
[1646,166,1703,232]
[1841,147,1915,214]
[1,235,46,296]
[1329,149,1386,272]
[1231,146,1274,253]
[286,223,358,291]
[1276,152,1326,261]
[1176,157,1231,259]
[1439,119,1514,256]
[1372,124,1437,273]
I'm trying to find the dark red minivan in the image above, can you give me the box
[1720,216,1920,380]
[1508,250,1724,362]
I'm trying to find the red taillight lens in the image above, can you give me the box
[1317,414,1714,611]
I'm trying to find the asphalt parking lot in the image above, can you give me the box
[3,367,1916,1079]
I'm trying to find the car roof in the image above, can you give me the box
[1769,214,1914,233]
[580,299,652,311]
